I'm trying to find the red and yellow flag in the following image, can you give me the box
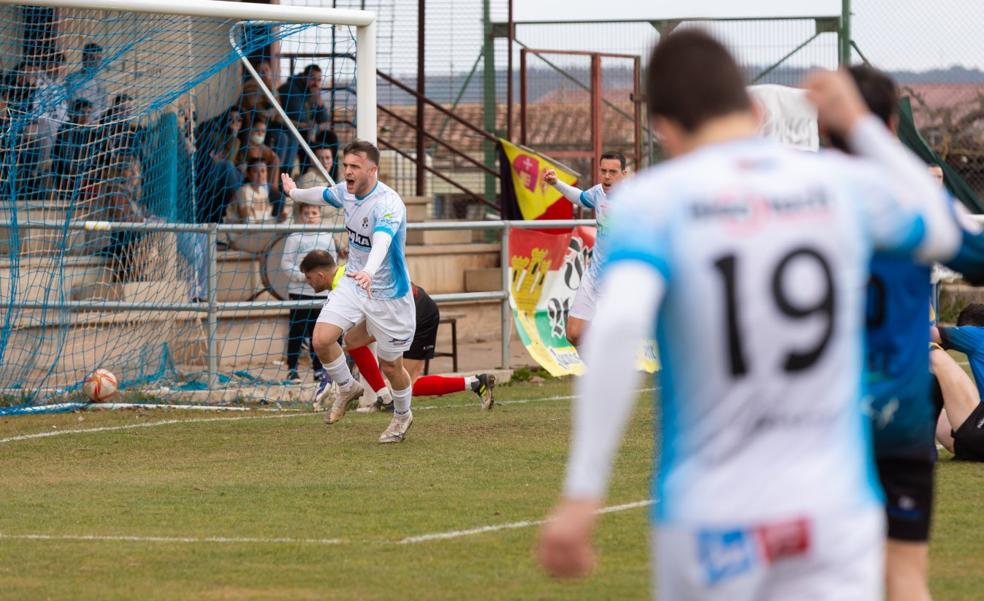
[498,139,578,221]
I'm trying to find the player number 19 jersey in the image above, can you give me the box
[605,137,946,525]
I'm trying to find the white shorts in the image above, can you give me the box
[569,267,599,321]
[652,508,884,601]
[316,279,416,361]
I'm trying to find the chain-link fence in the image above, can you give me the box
[851,0,984,200]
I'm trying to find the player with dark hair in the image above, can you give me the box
[932,303,984,461]
[543,150,629,347]
[283,140,416,444]
[298,252,495,409]
[537,29,960,600]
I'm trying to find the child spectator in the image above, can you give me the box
[280,204,338,381]
[235,111,283,213]
[229,158,278,223]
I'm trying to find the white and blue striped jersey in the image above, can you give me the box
[559,183,611,277]
[597,134,958,526]
[321,181,411,300]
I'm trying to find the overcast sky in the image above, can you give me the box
[283,1,984,78]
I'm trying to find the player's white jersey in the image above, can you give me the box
[604,137,954,526]
[577,184,611,277]
[322,181,410,300]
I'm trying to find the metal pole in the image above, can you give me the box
[633,56,642,171]
[415,0,426,196]
[590,53,602,184]
[519,49,527,145]
[500,221,511,369]
[482,0,497,203]
[356,21,378,145]
[506,0,513,140]
[839,0,852,66]
[206,225,219,390]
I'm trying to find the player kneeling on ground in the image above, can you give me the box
[283,140,415,444]
[300,250,495,411]
[933,304,984,461]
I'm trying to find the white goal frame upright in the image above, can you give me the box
[0,0,378,150]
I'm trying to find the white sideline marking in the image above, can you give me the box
[397,499,655,544]
[0,412,313,445]
[0,499,653,547]
[0,532,344,545]
[0,386,660,445]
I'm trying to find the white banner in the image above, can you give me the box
[749,84,819,152]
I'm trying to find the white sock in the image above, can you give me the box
[323,354,352,386]
[464,375,478,387]
[392,385,412,415]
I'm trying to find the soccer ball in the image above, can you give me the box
[83,369,118,403]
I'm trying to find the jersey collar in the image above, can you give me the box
[355,182,379,201]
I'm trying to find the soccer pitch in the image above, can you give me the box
[1,379,982,600]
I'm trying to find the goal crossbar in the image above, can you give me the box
[0,0,379,144]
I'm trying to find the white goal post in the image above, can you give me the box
[0,0,379,154]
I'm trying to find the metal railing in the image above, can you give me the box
[1,218,595,389]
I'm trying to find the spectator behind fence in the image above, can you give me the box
[235,111,283,216]
[277,63,327,174]
[35,51,68,163]
[93,154,146,282]
[66,42,109,120]
[194,106,243,224]
[281,204,337,381]
[3,61,46,201]
[51,97,95,193]
[239,62,288,169]
[98,93,142,159]
[228,157,278,224]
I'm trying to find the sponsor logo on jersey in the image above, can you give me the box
[697,528,756,585]
[689,187,830,226]
[754,517,811,564]
[347,227,371,248]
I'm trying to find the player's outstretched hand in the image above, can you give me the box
[804,69,869,138]
[350,270,373,298]
[543,168,558,186]
[537,497,601,579]
[280,173,297,198]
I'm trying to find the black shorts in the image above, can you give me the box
[404,290,440,361]
[952,402,984,461]
[876,456,935,542]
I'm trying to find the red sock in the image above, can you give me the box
[348,346,386,392]
[413,375,467,397]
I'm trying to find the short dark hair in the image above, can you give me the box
[299,249,336,274]
[343,139,380,165]
[828,64,899,153]
[848,64,898,128]
[246,158,266,170]
[302,63,322,77]
[69,98,93,115]
[83,42,102,55]
[957,303,984,327]
[645,29,751,133]
[599,151,626,170]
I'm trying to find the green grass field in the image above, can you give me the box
[1,378,982,600]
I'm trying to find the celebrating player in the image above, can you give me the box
[537,30,960,601]
[543,152,628,347]
[298,249,496,410]
[281,140,416,444]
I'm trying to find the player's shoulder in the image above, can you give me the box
[373,182,405,206]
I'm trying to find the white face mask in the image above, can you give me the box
[250,133,265,145]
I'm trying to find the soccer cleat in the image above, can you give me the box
[287,369,300,382]
[313,368,325,382]
[325,379,364,424]
[312,374,334,412]
[373,387,394,413]
[379,411,413,443]
[472,374,496,410]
